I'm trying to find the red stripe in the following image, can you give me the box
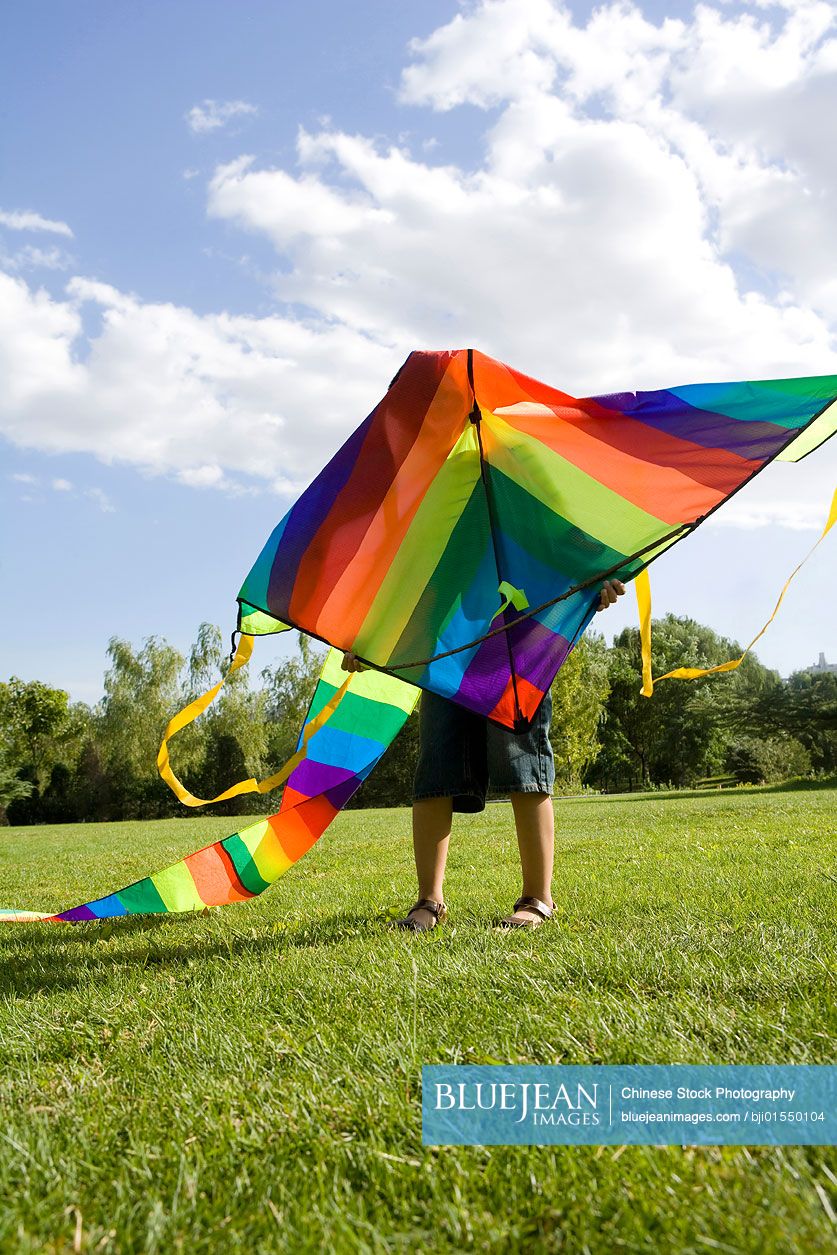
[289,351,455,628]
[494,359,760,494]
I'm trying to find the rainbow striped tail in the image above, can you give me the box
[1,650,418,924]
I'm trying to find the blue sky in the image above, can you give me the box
[2,0,836,702]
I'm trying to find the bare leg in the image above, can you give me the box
[408,796,453,926]
[507,791,555,925]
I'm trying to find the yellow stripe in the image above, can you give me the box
[639,485,837,697]
[153,863,206,913]
[157,636,353,806]
[355,426,482,659]
[247,822,295,883]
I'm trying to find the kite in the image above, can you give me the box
[3,349,835,924]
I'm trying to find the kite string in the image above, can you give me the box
[636,484,837,697]
[377,522,690,672]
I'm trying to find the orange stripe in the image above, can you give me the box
[279,783,309,813]
[313,352,472,643]
[477,352,755,499]
[474,351,577,412]
[288,353,450,632]
[269,796,339,862]
[184,844,253,905]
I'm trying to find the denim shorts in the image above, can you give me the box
[413,689,555,813]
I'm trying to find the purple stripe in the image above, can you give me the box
[454,592,601,722]
[56,904,98,922]
[266,413,375,616]
[288,758,356,798]
[509,618,573,692]
[454,628,512,713]
[325,776,362,809]
[590,389,790,461]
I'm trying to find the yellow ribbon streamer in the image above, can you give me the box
[635,568,654,698]
[157,634,352,806]
[637,484,837,698]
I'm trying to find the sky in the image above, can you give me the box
[1,0,836,704]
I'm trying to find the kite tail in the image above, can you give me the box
[636,484,837,698]
[1,649,418,924]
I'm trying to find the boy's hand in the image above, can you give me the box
[596,578,626,611]
[341,651,366,673]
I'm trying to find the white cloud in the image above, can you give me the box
[11,471,37,484]
[186,99,258,134]
[85,487,115,513]
[1,1,836,532]
[0,243,74,272]
[0,270,395,487]
[0,208,73,237]
[52,477,72,491]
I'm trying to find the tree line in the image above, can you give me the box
[1,616,834,825]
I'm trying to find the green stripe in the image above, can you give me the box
[240,604,291,636]
[223,833,272,894]
[117,877,168,915]
[389,482,495,663]
[357,425,482,658]
[700,377,837,428]
[486,412,669,554]
[489,467,629,582]
[777,400,837,462]
[306,682,409,744]
[319,648,418,714]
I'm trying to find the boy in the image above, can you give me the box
[342,577,625,931]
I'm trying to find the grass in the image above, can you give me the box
[0,784,835,1253]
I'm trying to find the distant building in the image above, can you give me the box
[809,652,837,675]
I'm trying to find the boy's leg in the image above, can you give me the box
[508,791,555,924]
[410,691,488,926]
[408,796,454,927]
[487,690,556,925]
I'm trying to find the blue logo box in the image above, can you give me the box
[422,1065,836,1145]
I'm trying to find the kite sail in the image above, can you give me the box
[3,347,835,924]
[238,349,837,732]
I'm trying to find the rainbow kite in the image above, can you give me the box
[3,348,835,924]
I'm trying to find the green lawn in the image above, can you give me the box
[1,786,835,1253]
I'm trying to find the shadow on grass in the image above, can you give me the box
[0,907,408,998]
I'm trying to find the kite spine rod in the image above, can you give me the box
[467,347,524,726]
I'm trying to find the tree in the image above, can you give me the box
[0,751,33,825]
[98,636,186,817]
[725,733,812,784]
[0,677,71,789]
[549,633,611,792]
[592,616,777,790]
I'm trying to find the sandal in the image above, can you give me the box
[392,897,447,932]
[495,895,554,930]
